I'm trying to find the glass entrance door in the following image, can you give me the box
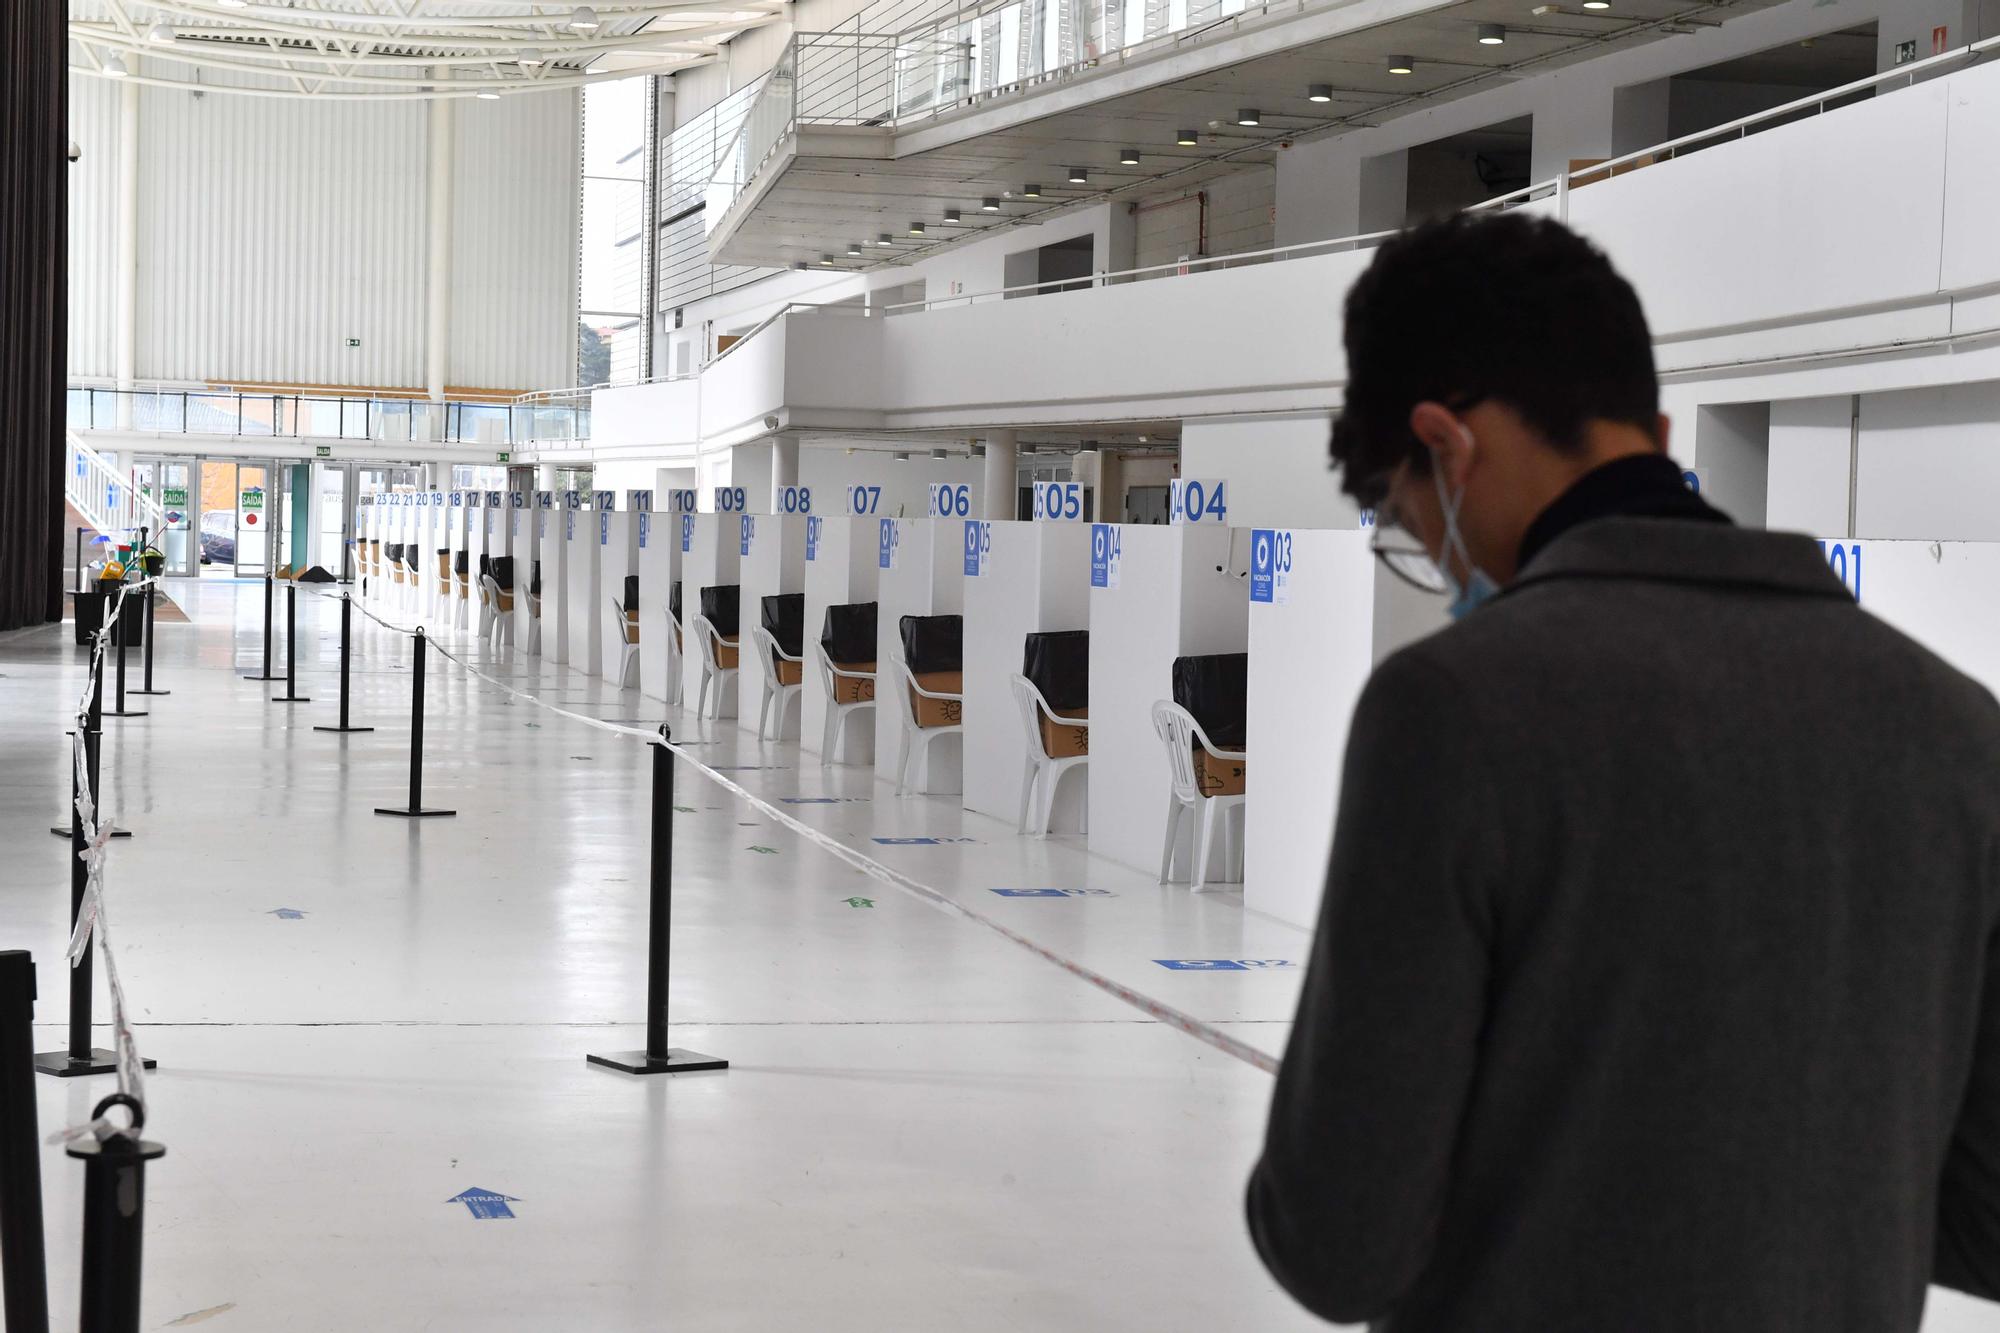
[135,457,198,576]
[315,463,350,581]
[234,462,272,576]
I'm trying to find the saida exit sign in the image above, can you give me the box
[315,445,331,458]
[345,337,360,348]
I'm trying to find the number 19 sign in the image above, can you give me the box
[1170,478,1228,525]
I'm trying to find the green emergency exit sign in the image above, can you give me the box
[345,337,360,348]
[497,452,511,463]
[315,445,331,458]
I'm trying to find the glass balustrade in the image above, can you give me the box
[66,386,594,449]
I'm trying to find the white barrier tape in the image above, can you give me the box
[59,577,157,1121]
[325,591,1281,1076]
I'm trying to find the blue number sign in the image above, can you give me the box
[1170,478,1228,525]
[1089,523,1121,589]
[1033,481,1083,522]
[1249,528,1293,605]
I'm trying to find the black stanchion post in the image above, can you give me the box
[588,726,726,1075]
[66,1093,164,1333]
[51,628,131,841]
[242,574,281,681]
[314,594,373,734]
[102,593,146,720]
[0,951,49,1332]
[374,628,454,818]
[270,583,311,704]
[129,583,168,697]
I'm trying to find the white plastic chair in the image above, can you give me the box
[692,613,739,719]
[482,574,513,650]
[891,651,963,797]
[814,644,875,766]
[477,571,497,640]
[1150,700,1246,891]
[526,588,542,655]
[609,596,640,688]
[750,627,804,741]
[663,611,684,706]
[434,551,453,619]
[454,560,471,630]
[1011,675,1088,837]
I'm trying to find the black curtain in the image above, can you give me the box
[0,1,66,629]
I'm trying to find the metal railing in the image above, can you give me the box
[66,431,165,538]
[67,383,590,450]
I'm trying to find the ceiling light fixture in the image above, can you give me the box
[1177,129,1199,146]
[1307,84,1333,103]
[847,241,864,255]
[981,197,1001,211]
[476,90,500,99]
[215,0,246,7]
[820,254,837,266]
[1236,108,1261,126]
[517,48,547,66]
[943,208,961,223]
[1387,54,1415,74]
[147,22,177,42]
[791,261,809,271]
[1067,166,1088,183]
[102,54,128,77]
[1119,148,1140,164]
[1478,23,1507,44]
[570,6,602,32]
[909,221,925,235]
[1582,1,1611,7]
[877,233,895,247]
[1022,183,1042,198]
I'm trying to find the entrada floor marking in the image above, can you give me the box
[1153,959,1295,971]
[991,889,1116,898]
[447,1188,520,1220]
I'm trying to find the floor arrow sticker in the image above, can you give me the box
[748,845,779,854]
[447,1188,520,1220]
[266,908,308,920]
[842,896,875,909]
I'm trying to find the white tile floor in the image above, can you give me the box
[4,579,1994,1332]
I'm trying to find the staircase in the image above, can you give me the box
[65,430,164,542]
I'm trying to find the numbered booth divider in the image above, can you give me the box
[1085,519,1246,877]
[962,514,1092,831]
[680,489,746,715]
[873,513,968,792]
[633,491,680,701]
[566,490,612,678]
[420,491,441,616]
[464,491,491,631]
[538,491,573,664]
[496,489,525,645]
[801,506,880,763]
[600,497,641,686]
[1243,528,1448,927]
[738,491,808,739]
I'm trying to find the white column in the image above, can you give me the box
[982,431,1018,519]
[773,435,800,490]
[425,83,454,405]
[114,78,139,430]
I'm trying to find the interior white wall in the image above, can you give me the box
[801,516,880,763]
[565,497,606,677]
[1178,414,1362,532]
[637,506,682,702]
[537,492,571,663]
[795,449,984,519]
[70,61,577,391]
[739,513,808,738]
[1854,381,2000,539]
[873,519,966,791]
[1767,397,1854,537]
[681,514,745,715]
[1693,402,1772,528]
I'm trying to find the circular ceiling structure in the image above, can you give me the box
[68,1,785,100]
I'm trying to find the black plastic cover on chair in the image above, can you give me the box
[491,556,515,591]
[821,602,876,662]
[624,574,640,613]
[669,582,683,625]
[384,543,403,565]
[899,614,963,673]
[699,583,740,636]
[1171,653,1249,748]
[454,550,469,576]
[529,559,541,597]
[1023,630,1089,712]
[761,593,805,658]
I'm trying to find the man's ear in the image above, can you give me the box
[1656,412,1673,453]
[1408,402,1475,490]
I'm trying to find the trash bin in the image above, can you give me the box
[1172,652,1248,795]
[699,584,740,667]
[899,614,963,727]
[623,574,640,614]
[70,587,146,648]
[820,603,877,703]
[1024,629,1089,755]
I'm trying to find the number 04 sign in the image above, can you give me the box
[1170,478,1227,525]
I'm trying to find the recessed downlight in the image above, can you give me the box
[909,221,926,235]
[877,233,895,247]
[820,254,838,266]
[1176,129,1199,146]
[1387,54,1414,75]
[1307,84,1333,103]
[1023,183,1042,198]
[981,197,1001,212]
[1478,22,1506,44]
[1236,108,1261,126]
[1067,166,1088,183]
[1582,1,1610,7]
[847,241,864,256]
[1119,148,1140,164]
[943,208,961,223]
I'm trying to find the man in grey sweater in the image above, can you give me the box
[1246,213,2000,1331]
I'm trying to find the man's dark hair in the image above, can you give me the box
[1331,211,1659,507]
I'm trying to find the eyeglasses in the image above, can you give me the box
[1368,489,1450,595]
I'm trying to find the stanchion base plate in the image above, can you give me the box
[128,688,171,696]
[101,708,149,718]
[271,695,313,703]
[242,674,284,681]
[586,1048,729,1076]
[314,725,375,733]
[33,1049,158,1079]
[50,826,131,839]
[374,807,457,818]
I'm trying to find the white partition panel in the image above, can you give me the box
[448,491,472,625]
[680,513,743,715]
[636,507,680,701]
[502,491,525,638]
[1244,530,1378,929]
[1087,525,1246,876]
[874,517,966,793]
[802,515,880,763]
[962,520,1092,830]
[539,492,571,664]
[739,512,807,738]
[565,493,606,677]
[1834,540,2000,700]
[466,492,491,627]
[425,492,446,598]
[601,511,638,686]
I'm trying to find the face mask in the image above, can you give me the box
[1430,448,1500,620]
